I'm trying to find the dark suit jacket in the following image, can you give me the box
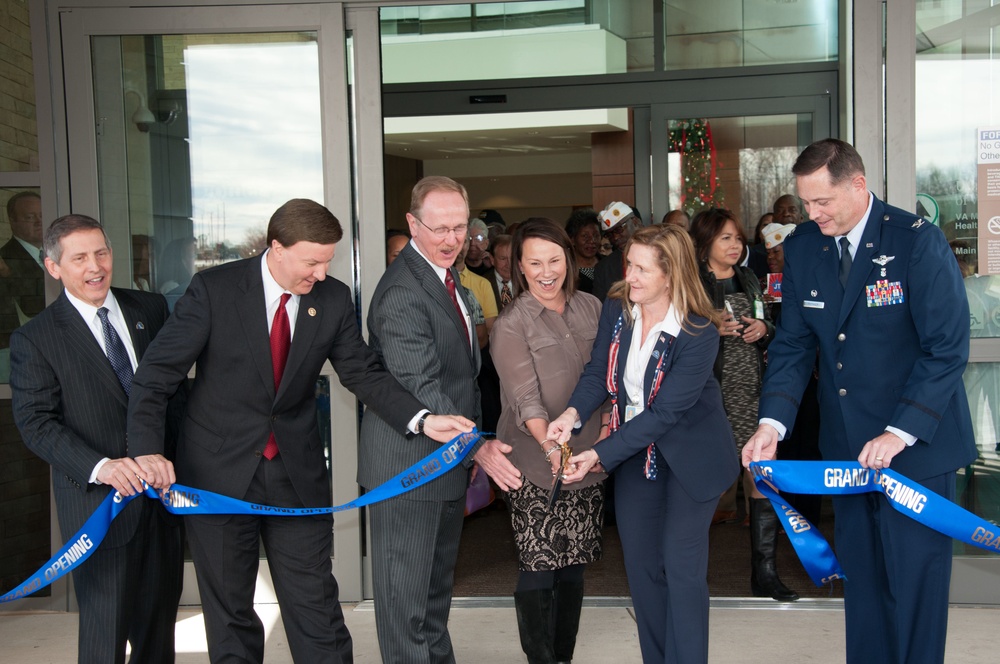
[567,299,739,502]
[592,249,624,302]
[482,267,504,312]
[10,289,172,547]
[0,238,45,348]
[358,243,482,501]
[759,195,977,480]
[129,256,424,507]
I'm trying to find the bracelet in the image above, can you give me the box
[600,423,609,430]
[544,446,560,460]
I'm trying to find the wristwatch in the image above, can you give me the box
[417,412,431,435]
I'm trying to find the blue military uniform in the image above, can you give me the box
[759,194,977,663]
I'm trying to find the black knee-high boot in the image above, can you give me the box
[749,498,799,602]
[514,589,556,664]
[551,578,584,664]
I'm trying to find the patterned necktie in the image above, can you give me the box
[264,293,291,460]
[444,270,471,347]
[500,282,513,307]
[96,307,133,396]
[839,237,853,288]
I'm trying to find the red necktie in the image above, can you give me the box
[264,293,291,460]
[444,270,471,348]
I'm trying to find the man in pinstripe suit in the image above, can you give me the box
[10,214,183,664]
[359,176,522,664]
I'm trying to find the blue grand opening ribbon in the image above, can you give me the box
[0,429,483,603]
[751,460,1000,588]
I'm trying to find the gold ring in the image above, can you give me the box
[876,456,884,461]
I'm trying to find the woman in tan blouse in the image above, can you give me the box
[489,217,607,664]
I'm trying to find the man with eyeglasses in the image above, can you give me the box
[464,217,492,277]
[360,175,522,664]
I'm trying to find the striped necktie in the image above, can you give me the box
[97,307,133,395]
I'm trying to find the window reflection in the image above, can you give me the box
[666,115,804,230]
[381,1,837,81]
[916,3,1000,294]
[0,188,45,382]
[960,361,1000,554]
[93,34,322,309]
[664,0,838,70]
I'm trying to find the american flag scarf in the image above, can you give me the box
[605,313,676,479]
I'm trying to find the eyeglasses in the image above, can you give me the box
[415,217,469,239]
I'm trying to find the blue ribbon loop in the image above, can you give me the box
[751,460,1000,587]
[1,429,482,603]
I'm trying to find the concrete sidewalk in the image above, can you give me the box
[1,598,997,662]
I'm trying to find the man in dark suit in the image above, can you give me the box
[128,199,473,664]
[744,139,976,664]
[10,214,183,664]
[490,233,513,312]
[359,176,520,664]
[1,191,46,350]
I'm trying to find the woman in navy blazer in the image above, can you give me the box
[548,224,740,663]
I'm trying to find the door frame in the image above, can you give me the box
[54,2,368,606]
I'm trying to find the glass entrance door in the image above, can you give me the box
[651,102,828,232]
[58,4,364,607]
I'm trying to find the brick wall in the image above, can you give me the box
[0,0,38,173]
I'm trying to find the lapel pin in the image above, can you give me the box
[823,246,829,251]
[912,219,924,228]
[866,242,874,248]
[308,307,317,317]
[811,290,818,297]
[135,321,145,330]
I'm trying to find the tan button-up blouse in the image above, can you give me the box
[489,290,607,490]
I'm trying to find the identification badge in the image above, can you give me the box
[754,298,765,319]
[625,405,640,422]
[804,300,825,309]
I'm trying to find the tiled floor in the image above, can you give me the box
[1,598,998,663]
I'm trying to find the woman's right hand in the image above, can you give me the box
[720,314,743,337]
[563,449,600,483]
[546,408,578,444]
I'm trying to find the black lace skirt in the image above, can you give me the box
[503,480,605,571]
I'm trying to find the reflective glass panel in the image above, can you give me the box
[663,0,838,70]
[91,33,323,309]
[0,185,50,598]
[665,114,808,232]
[914,3,1000,335]
[960,361,1000,556]
[0,187,44,383]
[380,1,643,82]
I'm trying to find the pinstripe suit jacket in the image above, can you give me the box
[129,256,424,507]
[10,288,171,547]
[358,243,482,501]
